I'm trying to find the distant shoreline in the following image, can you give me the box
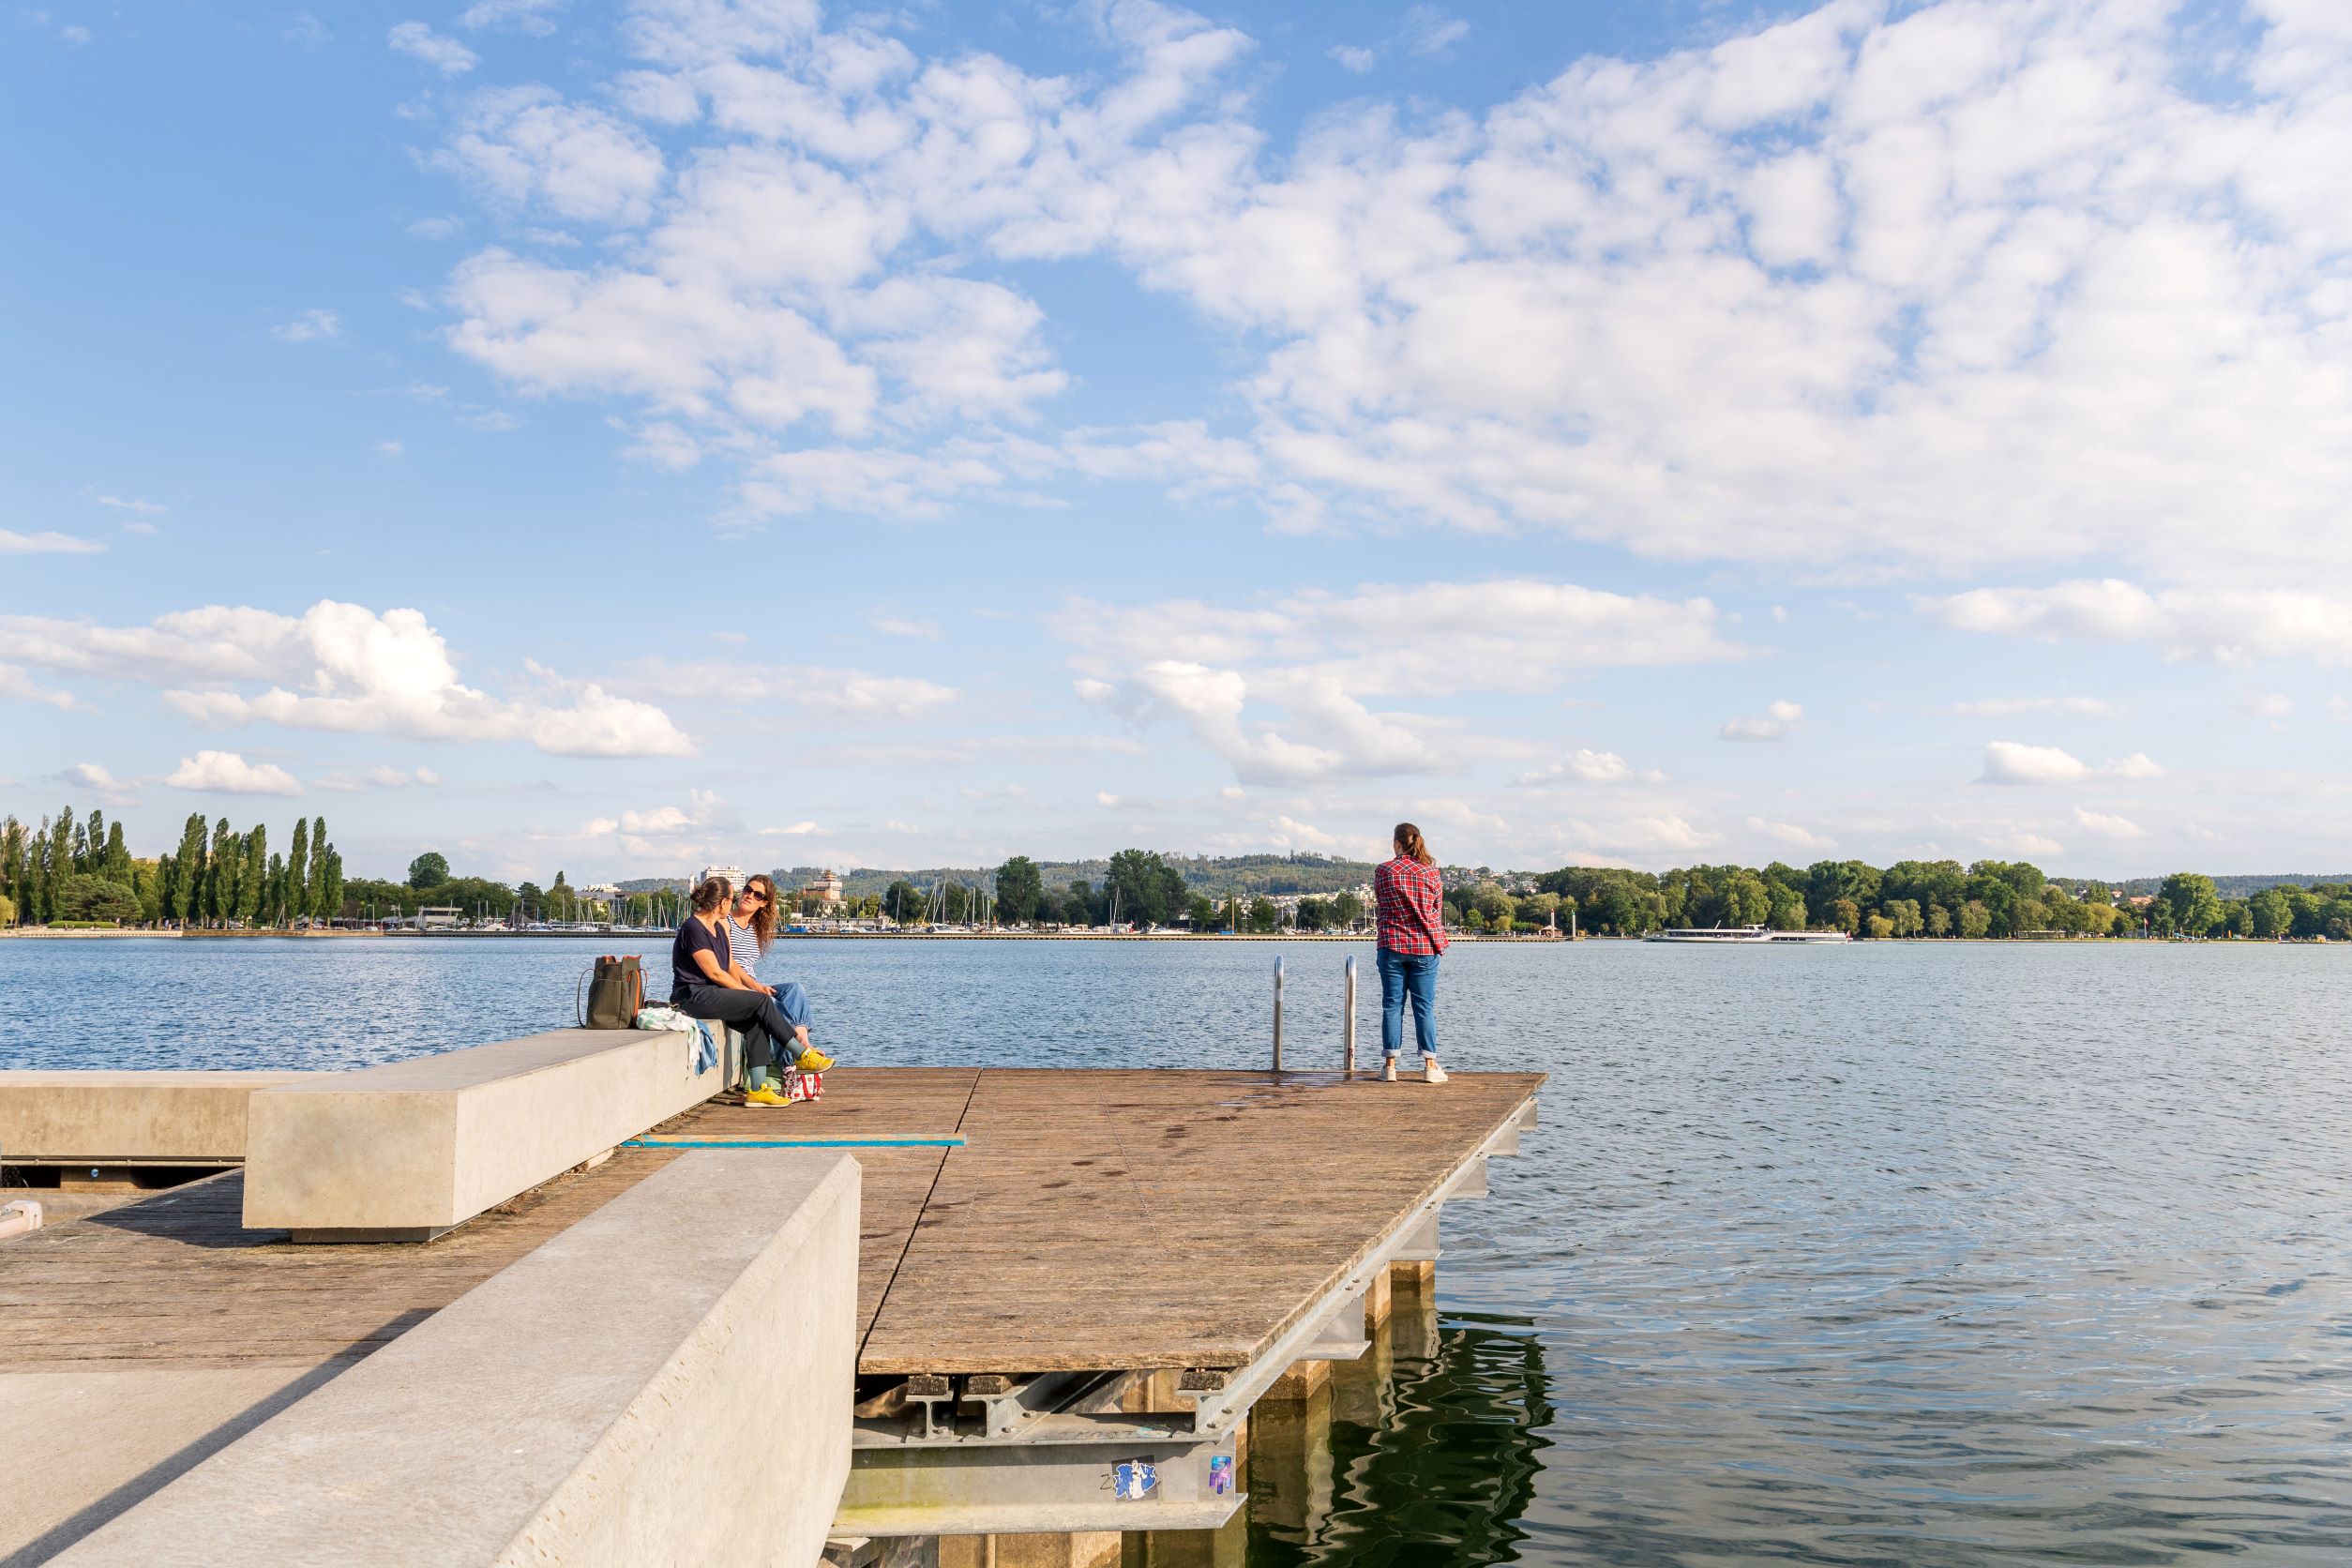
[0,927,2333,945]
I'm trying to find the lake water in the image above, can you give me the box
[6,936,2349,1565]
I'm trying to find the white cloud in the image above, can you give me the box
[0,529,102,555]
[319,764,442,792]
[1513,748,1665,786]
[1747,816,1834,852]
[1399,7,1469,56]
[1329,45,1376,74]
[399,0,2352,596]
[1720,700,1802,742]
[378,440,405,457]
[459,0,568,35]
[0,600,693,759]
[270,309,341,343]
[2073,807,2148,839]
[1922,581,2352,667]
[434,87,667,225]
[1063,579,1733,784]
[93,494,165,515]
[1949,696,2117,717]
[167,750,303,797]
[1980,742,2164,786]
[629,658,956,722]
[1986,832,2065,858]
[758,821,822,837]
[2240,692,2293,719]
[870,614,941,641]
[388,20,477,74]
[1980,741,2088,785]
[54,761,138,807]
[0,664,75,708]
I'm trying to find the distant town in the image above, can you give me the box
[5,801,2349,941]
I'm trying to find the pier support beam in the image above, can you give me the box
[1247,1380,1334,1549]
[941,1532,1122,1568]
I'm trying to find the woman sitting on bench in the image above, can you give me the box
[670,876,831,1108]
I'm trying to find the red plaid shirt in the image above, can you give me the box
[1373,855,1449,955]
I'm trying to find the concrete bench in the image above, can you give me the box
[0,1071,320,1167]
[55,1151,859,1568]
[242,1028,723,1242]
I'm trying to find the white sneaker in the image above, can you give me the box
[1380,1058,1399,1082]
[1422,1060,1449,1084]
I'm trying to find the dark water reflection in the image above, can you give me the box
[5,937,2350,1563]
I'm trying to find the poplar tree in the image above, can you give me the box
[172,812,208,924]
[306,817,328,922]
[31,814,55,923]
[78,810,99,875]
[102,821,131,883]
[264,852,286,926]
[205,818,234,925]
[237,825,268,925]
[322,845,344,926]
[286,818,310,925]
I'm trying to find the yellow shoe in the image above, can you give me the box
[744,1084,792,1107]
[794,1046,836,1072]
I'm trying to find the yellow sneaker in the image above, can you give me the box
[744,1084,793,1108]
[794,1046,836,1072]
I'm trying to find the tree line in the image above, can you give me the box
[1533,860,2352,940]
[0,806,342,928]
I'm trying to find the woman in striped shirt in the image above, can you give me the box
[725,873,833,1094]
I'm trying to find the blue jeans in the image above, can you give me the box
[1377,949,1440,1058]
[674,980,810,1072]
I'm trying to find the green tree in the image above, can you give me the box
[1957,899,1993,939]
[101,820,131,883]
[0,891,13,927]
[306,817,329,916]
[883,880,924,924]
[1245,896,1278,933]
[405,850,450,892]
[1885,898,1922,937]
[321,845,345,925]
[1330,891,1365,929]
[286,817,311,923]
[205,817,234,926]
[1296,897,1328,930]
[58,874,140,924]
[2250,887,2294,939]
[1187,894,1218,929]
[1864,912,1895,939]
[1105,849,1187,927]
[2160,872,2224,936]
[1829,897,1861,935]
[993,856,1043,924]
[237,825,268,926]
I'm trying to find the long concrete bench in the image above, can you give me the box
[0,1071,321,1166]
[55,1150,859,1568]
[242,1028,724,1242]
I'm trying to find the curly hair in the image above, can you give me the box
[740,873,779,955]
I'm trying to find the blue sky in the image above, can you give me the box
[5,0,2348,883]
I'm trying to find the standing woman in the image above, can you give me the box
[670,877,809,1108]
[1373,822,1450,1084]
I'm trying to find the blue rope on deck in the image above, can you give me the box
[623,1135,967,1149]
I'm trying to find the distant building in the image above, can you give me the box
[798,868,846,910]
[697,864,747,894]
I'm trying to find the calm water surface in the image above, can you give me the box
[5,937,2348,1565]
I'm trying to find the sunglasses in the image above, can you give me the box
[741,889,767,904]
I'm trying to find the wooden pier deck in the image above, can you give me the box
[1,1068,1537,1380]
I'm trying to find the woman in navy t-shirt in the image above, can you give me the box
[670,876,820,1108]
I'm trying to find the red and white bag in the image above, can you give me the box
[782,1066,824,1102]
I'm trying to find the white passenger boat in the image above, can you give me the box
[1644,925,1852,943]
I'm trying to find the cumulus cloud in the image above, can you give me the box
[1980,741,2163,785]
[1720,700,1802,742]
[1921,580,2352,667]
[0,600,692,758]
[0,529,103,555]
[388,20,476,74]
[2073,807,2148,839]
[0,664,75,708]
[459,0,568,34]
[54,761,137,807]
[270,309,341,342]
[167,750,303,796]
[319,764,443,792]
[1063,579,1732,783]
[434,88,667,225]
[399,0,2352,592]
[634,658,957,721]
[1748,817,1834,852]
[1513,749,1664,786]
[1949,696,2117,717]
